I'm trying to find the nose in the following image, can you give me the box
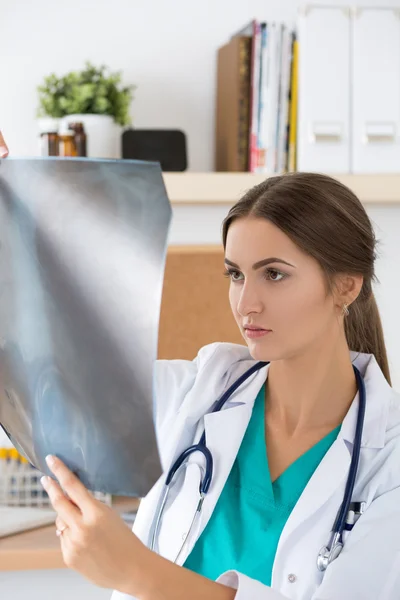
[236,281,263,317]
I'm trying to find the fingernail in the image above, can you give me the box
[41,475,50,489]
[46,455,55,467]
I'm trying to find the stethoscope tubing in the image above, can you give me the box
[332,365,366,537]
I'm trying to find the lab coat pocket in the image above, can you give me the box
[379,551,400,600]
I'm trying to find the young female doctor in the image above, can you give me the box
[3,127,399,599]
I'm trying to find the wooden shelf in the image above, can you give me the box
[162,172,400,205]
[0,497,139,572]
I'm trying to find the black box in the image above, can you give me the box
[122,129,188,171]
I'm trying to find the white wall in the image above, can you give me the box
[2,0,400,171]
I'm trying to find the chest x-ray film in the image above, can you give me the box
[0,157,171,497]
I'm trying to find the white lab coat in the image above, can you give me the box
[112,342,400,600]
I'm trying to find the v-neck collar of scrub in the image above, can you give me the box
[238,383,341,510]
[270,424,341,509]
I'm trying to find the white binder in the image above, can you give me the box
[277,26,293,174]
[297,6,351,173]
[352,8,400,173]
[264,23,281,174]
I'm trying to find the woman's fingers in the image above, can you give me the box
[55,516,68,536]
[0,131,9,158]
[45,455,94,514]
[41,475,81,528]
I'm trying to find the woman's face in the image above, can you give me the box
[224,217,340,362]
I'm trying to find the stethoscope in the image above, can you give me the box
[150,360,366,571]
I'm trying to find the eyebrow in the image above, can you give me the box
[224,257,296,270]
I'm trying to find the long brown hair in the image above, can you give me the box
[222,172,391,385]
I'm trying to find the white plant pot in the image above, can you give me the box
[37,117,60,133]
[60,114,121,159]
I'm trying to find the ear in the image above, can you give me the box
[333,273,363,309]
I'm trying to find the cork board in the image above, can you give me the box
[157,246,244,360]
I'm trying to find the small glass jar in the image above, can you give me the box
[40,132,59,156]
[39,118,60,156]
[58,127,77,157]
[68,122,87,157]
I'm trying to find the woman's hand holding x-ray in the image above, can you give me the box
[41,455,153,595]
[42,456,236,600]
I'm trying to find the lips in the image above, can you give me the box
[244,327,271,339]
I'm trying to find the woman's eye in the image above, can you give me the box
[223,269,243,281]
[266,269,285,282]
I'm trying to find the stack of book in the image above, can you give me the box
[215,20,298,174]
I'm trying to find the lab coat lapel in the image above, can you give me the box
[195,368,268,542]
[276,436,350,553]
[273,353,392,581]
[278,351,391,547]
[150,364,268,565]
[140,402,255,565]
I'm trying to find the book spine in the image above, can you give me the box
[238,37,252,172]
[288,35,299,172]
[248,21,262,173]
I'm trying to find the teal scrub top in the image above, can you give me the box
[183,383,341,586]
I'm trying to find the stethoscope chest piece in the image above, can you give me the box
[317,535,344,572]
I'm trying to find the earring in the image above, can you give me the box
[342,303,350,317]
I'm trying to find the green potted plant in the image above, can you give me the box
[37,62,135,158]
